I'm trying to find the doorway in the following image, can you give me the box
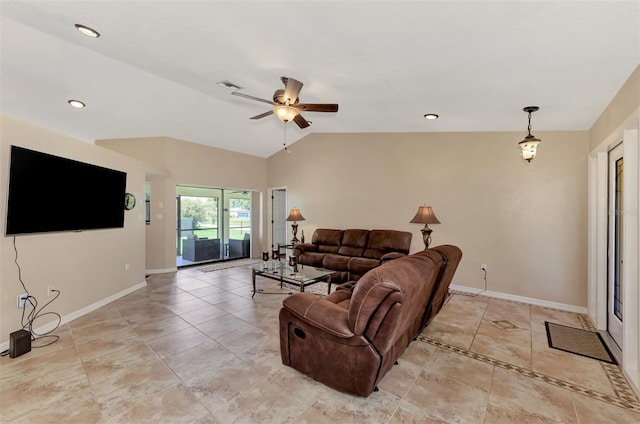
[588,127,639,391]
[271,188,287,250]
[176,186,252,267]
[608,144,623,348]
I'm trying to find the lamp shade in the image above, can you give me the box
[286,208,305,222]
[519,134,541,162]
[519,106,541,162]
[273,105,299,122]
[410,206,441,224]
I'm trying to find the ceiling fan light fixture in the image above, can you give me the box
[234,77,336,129]
[74,24,100,38]
[273,105,298,122]
[424,114,439,120]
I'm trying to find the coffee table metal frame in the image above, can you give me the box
[251,263,335,297]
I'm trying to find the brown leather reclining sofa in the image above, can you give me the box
[279,245,462,397]
[293,228,412,284]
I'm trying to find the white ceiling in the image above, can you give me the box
[1,1,638,158]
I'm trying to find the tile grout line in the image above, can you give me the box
[576,314,639,403]
[418,335,640,414]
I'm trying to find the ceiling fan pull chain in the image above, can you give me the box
[283,121,288,151]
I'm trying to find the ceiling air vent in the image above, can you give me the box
[217,80,243,90]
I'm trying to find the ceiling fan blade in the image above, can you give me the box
[231,91,276,106]
[282,76,303,105]
[293,113,310,129]
[295,103,339,113]
[250,110,274,120]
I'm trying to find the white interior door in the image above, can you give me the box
[608,143,623,348]
[272,188,287,249]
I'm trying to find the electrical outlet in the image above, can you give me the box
[481,264,487,272]
[17,293,28,308]
[47,286,56,297]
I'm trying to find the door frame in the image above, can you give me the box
[607,143,624,347]
[588,124,639,392]
[267,186,287,251]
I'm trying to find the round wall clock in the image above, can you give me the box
[124,193,136,210]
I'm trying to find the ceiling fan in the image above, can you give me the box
[231,76,338,129]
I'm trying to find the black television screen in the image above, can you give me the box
[6,145,127,235]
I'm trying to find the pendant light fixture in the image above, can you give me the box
[519,106,541,162]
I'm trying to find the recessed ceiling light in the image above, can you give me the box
[424,114,439,120]
[68,99,86,108]
[75,24,100,38]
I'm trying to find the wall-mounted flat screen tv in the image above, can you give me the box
[6,145,127,235]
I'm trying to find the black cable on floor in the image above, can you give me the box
[12,236,61,348]
[449,269,488,299]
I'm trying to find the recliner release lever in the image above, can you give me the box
[294,328,306,339]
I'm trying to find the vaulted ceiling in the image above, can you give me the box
[1,1,638,157]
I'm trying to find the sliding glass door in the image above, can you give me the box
[176,186,252,266]
[226,191,252,260]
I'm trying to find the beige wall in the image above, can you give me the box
[0,114,146,343]
[1,64,633,346]
[97,137,268,271]
[268,130,590,308]
[590,66,640,151]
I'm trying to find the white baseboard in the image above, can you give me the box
[145,267,177,274]
[623,369,640,398]
[450,284,588,314]
[0,280,147,352]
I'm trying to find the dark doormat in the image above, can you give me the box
[545,322,617,365]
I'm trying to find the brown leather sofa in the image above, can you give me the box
[293,228,412,283]
[279,245,462,397]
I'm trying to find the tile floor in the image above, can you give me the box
[1,264,639,423]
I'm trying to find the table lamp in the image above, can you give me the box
[410,205,441,249]
[286,208,305,244]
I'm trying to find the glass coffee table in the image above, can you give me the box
[250,263,335,297]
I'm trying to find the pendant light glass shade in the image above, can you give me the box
[519,106,541,162]
[519,134,541,162]
[273,105,299,122]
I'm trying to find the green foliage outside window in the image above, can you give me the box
[181,197,218,228]
[230,198,250,210]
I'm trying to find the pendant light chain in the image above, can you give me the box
[518,106,541,163]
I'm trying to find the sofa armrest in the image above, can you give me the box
[282,292,354,338]
[293,243,318,256]
[336,281,357,292]
[380,251,407,263]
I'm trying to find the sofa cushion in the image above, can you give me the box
[347,257,381,277]
[323,253,351,272]
[362,230,412,259]
[298,252,326,268]
[349,251,443,350]
[337,229,369,257]
[312,229,344,253]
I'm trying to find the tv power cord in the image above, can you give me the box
[0,237,61,357]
